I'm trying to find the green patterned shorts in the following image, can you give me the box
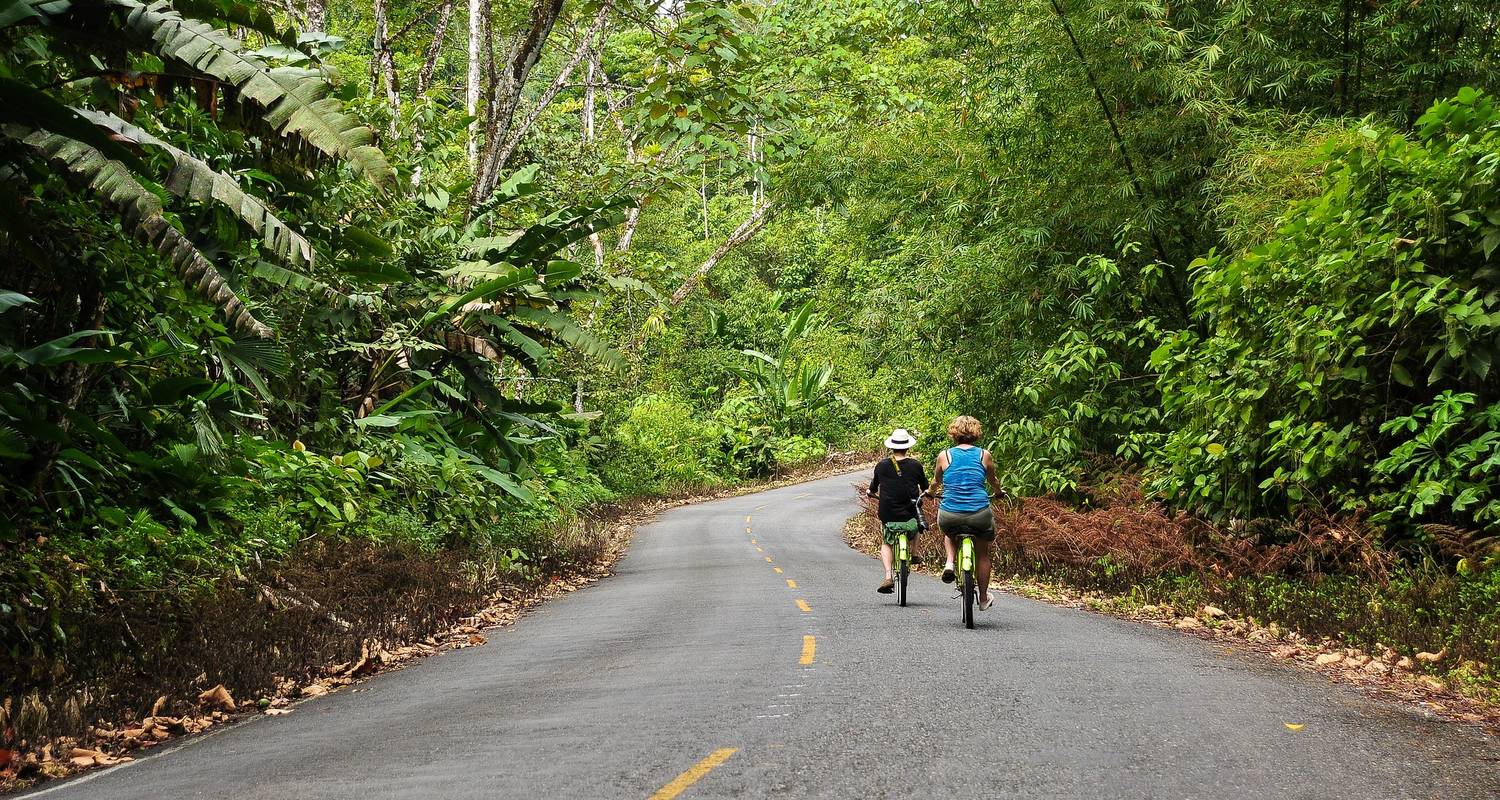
[882,518,920,546]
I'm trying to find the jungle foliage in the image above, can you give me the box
[5,0,1500,741]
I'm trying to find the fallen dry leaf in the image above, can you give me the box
[150,696,168,717]
[1314,653,1343,667]
[264,708,292,716]
[300,684,328,699]
[197,684,236,712]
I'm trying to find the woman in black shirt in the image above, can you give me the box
[867,428,929,593]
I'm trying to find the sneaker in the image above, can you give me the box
[941,564,956,584]
[877,577,895,594]
[979,593,995,611]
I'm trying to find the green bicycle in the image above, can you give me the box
[954,531,978,628]
[934,491,992,629]
[890,494,928,607]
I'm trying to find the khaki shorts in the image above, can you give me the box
[938,506,995,541]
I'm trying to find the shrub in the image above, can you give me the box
[606,394,727,494]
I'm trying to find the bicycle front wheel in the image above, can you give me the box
[962,571,975,629]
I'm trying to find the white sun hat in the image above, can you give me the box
[884,428,917,450]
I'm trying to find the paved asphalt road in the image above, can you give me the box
[26,471,1500,799]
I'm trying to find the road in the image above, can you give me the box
[25,471,1500,799]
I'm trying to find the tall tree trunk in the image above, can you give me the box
[606,82,645,252]
[417,0,456,97]
[582,43,598,143]
[670,202,775,305]
[411,0,458,187]
[748,123,764,212]
[304,0,326,32]
[489,5,610,178]
[372,0,401,135]
[471,0,568,204]
[466,0,485,167]
[1338,0,1352,114]
[583,40,604,269]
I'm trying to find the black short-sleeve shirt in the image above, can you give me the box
[868,457,929,523]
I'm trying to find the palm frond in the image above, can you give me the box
[78,108,314,268]
[107,0,395,190]
[17,128,272,337]
[509,306,625,371]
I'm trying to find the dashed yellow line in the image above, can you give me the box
[795,599,812,613]
[755,546,764,553]
[764,556,774,563]
[648,748,738,800]
[750,538,757,544]
[745,515,753,523]
[800,635,816,665]
[786,579,797,588]
[773,567,783,574]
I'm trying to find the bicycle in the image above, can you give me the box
[932,491,991,629]
[891,493,928,607]
[954,531,978,629]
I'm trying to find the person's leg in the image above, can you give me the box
[941,534,957,582]
[880,542,894,578]
[977,544,993,604]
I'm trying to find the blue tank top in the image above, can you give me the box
[940,446,990,513]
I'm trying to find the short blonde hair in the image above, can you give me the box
[947,415,982,444]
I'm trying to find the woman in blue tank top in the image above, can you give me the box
[932,416,1003,610]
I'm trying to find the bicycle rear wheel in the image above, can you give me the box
[897,561,909,607]
[962,571,975,628]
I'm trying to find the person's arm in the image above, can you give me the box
[982,450,1004,497]
[930,450,947,495]
[914,462,930,493]
[868,463,880,497]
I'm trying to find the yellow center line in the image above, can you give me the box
[745,527,752,534]
[764,556,774,563]
[648,748,738,800]
[750,539,757,544]
[800,635,816,665]
[795,599,812,613]
[745,515,752,523]
[756,546,764,552]
[772,567,783,574]
[786,579,797,588]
